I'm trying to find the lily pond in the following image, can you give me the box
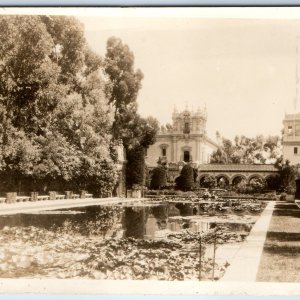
[0,199,267,281]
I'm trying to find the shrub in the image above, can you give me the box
[279,193,287,201]
[201,175,216,188]
[278,161,297,194]
[176,164,194,191]
[249,177,266,193]
[76,158,118,197]
[150,166,167,190]
[126,146,145,189]
[266,174,281,191]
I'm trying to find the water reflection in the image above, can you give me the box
[0,202,257,239]
[123,206,149,239]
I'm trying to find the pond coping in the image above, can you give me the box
[0,197,147,216]
[221,201,275,282]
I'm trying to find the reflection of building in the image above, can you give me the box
[123,207,149,238]
[283,113,300,165]
[146,107,218,168]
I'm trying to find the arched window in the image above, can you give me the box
[160,144,169,157]
[183,151,190,162]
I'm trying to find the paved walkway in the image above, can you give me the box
[221,201,275,281]
[0,197,144,215]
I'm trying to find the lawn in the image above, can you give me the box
[256,202,300,282]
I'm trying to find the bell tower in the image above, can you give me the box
[171,106,207,135]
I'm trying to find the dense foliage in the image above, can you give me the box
[200,175,216,189]
[277,160,297,194]
[125,146,145,189]
[176,164,195,191]
[0,16,118,195]
[150,166,167,190]
[0,18,160,195]
[211,135,281,164]
[235,177,266,194]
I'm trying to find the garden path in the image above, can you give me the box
[221,201,275,281]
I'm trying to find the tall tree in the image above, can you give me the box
[104,37,144,144]
[104,37,159,189]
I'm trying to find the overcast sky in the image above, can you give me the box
[77,9,300,140]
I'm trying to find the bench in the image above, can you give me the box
[37,195,50,201]
[71,194,80,199]
[85,193,93,198]
[0,197,6,203]
[16,196,30,202]
[55,194,65,200]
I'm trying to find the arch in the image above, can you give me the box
[264,174,278,182]
[248,174,264,184]
[183,151,189,162]
[265,174,280,190]
[215,174,230,188]
[231,174,247,187]
[295,178,300,200]
[199,174,208,185]
[199,174,216,188]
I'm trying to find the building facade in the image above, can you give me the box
[283,113,300,165]
[145,107,218,168]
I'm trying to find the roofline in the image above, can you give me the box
[205,137,218,148]
[198,163,278,172]
[155,133,218,146]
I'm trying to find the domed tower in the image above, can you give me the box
[172,106,207,136]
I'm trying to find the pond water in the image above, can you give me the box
[0,201,258,239]
[0,200,267,280]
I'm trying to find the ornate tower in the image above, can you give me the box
[171,106,207,136]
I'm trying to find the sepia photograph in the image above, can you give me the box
[0,6,300,295]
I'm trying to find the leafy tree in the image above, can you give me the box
[104,37,143,141]
[0,16,118,195]
[124,116,159,189]
[278,160,297,194]
[104,37,159,190]
[210,148,228,164]
[210,134,281,164]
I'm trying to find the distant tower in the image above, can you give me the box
[295,36,300,111]
[282,37,300,166]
